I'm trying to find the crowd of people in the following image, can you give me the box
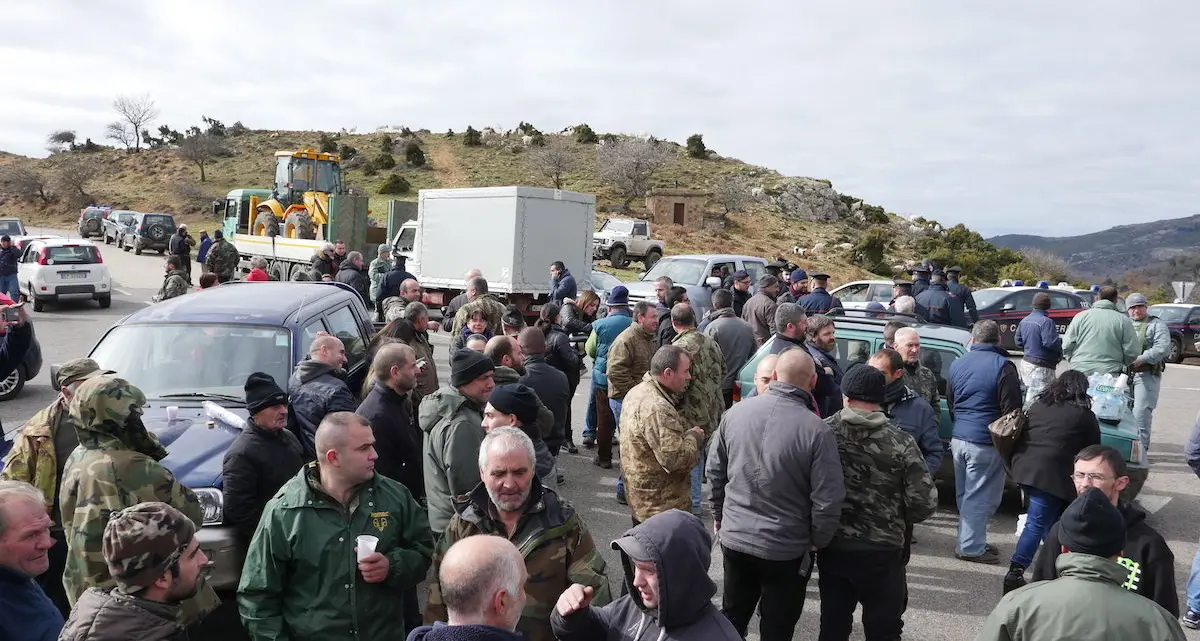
[0,248,1195,641]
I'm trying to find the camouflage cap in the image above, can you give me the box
[56,358,115,388]
[102,501,196,593]
[69,375,148,432]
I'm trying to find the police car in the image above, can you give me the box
[973,286,1088,351]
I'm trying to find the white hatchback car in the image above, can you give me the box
[829,279,895,310]
[19,238,112,311]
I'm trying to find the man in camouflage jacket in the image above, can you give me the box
[620,346,705,524]
[155,256,190,302]
[58,375,220,622]
[450,278,508,338]
[425,428,611,641]
[818,366,936,641]
[203,230,240,283]
[894,327,941,410]
[670,303,726,514]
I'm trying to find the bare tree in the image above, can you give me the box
[55,156,103,208]
[46,130,76,153]
[112,94,159,151]
[105,121,135,150]
[596,138,674,210]
[1019,246,1073,282]
[177,134,227,181]
[713,175,754,215]
[530,138,576,189]
[0,166,54,204]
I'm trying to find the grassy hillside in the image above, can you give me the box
[0,126,1022,285]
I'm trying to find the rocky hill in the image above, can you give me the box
[989,214,1200,280]
[0,123,1029,284]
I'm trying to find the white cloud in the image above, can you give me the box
[3,0,1197,236]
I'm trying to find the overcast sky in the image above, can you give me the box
[4,1,1196,236]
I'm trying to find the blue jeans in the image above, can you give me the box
[610,398,625,496]
[0,274,18,301]
[583,383,598,438]
[1187,544,1200,613]
[952,438,1006,557]
[1132,372,1161,454]
[1012,486,1066,568]
[690,443,707,512]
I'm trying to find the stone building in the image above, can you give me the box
[645,189,710,230]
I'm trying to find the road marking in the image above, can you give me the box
[590,507,630,518]
[114,289,131,296]
[1135,493,1172,515]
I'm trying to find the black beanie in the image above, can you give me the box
[841,365,886,404]
[245,372,287,414]
[487,384,540,427]
[450,349,495,387]
[1059,487,1126,558]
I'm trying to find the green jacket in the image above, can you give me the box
[419,386,486,533]
[671,329,726,436]
[425,481,611,641]
[1063,300,1139,375]
[237,464,433,641]
[976,553,1185,641]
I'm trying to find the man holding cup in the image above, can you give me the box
[238,412,434,641]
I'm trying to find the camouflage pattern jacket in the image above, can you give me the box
[368,256,390,302]
[58,378,220,620]
[902,361,940,411]
[620,374,703,522]
[203,239,239,278]
[0,395,73,520]
[156,269,189,302]
[823,407,937,550]
[605,323,655,400]
[450,293,508,339]
[425,481,611,641]
[671,329,726,437]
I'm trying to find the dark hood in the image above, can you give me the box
[339,259,364,273]
[617,509,715,629]
[407,622,524,641]
[291,359,345,385]
[1119,503,1147,529]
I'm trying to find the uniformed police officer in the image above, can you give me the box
[889,278,929,320]
[797,271,843,316]
[945,266,979,324]
[915,270,967,327]
[765,259,789,280]
[911,263,932,297]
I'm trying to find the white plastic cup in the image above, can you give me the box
[166,406,179,421]
[356,535,378,560]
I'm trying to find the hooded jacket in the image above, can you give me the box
[550,509,741,641]
[335,259,371,306]
[978,553,1185,641]
[426,481,611,641]
[0,566,64,641]
[221,416,306,547]
[881,380,944,475]
[288,359,359,460]
[493,365,556,480]
[58,588,184,641]
[419,386,487,533]
[1062,299,1140,375]
[701,309,756,392]
[357,381,424,500]
[824,407,937,550]
[1031,503,1178,616]
[407,623,524,641]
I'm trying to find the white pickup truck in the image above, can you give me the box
[592,217,664,269]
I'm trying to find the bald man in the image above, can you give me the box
[745,354,780,399]
[414,536,528,639]
[708,349,846,641]
[239,412,433,641]
[289,335,358,459]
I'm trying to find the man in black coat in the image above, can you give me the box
[517,328,570,460]
[379,255,418,302]
[915,271,968,327]
[356,343,424,501]
[804,314,844,418]
[655,286,689,350]
[221,372,305,547]
[334,250,371,307]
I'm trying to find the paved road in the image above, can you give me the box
[4,226,1200,640]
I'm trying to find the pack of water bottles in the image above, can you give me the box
[1087,372,1130,422]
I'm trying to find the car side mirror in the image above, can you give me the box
[1002,303,1015,311]
[705,276,722,289]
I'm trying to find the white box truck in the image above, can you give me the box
[392,186,595,320]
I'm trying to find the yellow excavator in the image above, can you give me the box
[251,148,346,239]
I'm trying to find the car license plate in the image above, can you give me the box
[59,271,89,280]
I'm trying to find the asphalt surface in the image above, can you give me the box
[4,225,1200,640]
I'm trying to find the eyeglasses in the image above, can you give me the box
[1070,472,1113,482]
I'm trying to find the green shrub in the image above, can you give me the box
[574,124,598,144]
[463,126,482,147]
[380,135,393,153]
[362,160,377,176]
[529,133,546,147]
[339,144,357,160]
[405,143,426,167]
[318,134,337,154]
[378,174,410,194]
[686,134,707,159]
[375,153,396,169]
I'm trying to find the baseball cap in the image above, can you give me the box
[611,534,653,563]
[56,358,114,388]
[788,269,809,283]
[1126,293,1148,308]
[731,270,750,281]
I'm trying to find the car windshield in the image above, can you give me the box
[642,258,706,285]
[90,324,291,401]
[973,289,1009,308]
[46,245,100,264]
[600,219,633,234]
[1150,305,1191,323]
[0,221,22,235]
[591,271,623,290]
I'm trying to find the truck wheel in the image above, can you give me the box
[1170,338,1183,364]
[98,294,112,309]
[134,239,143,255]
[0,365,26,401]
[254,211,280,237]
[284,210,316,240]
[643,250,662,270]
[288,264,309,281]
[269,261,288,282]
[609,246,628,269]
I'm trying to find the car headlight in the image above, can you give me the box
[193,488,224,526]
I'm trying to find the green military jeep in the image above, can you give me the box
[735,311,1148,501]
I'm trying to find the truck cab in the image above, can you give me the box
[622,254,767,317]
[593,217,665,269]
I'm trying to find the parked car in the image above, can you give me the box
[119,212,177,255]
[0,217,27,238]
[593,217,665,269]
[829,279,895,310]
[102,210,139,246]
[733,310,1148,500]
[973,286,1088,350]
[622,254,767,317]
[77,207,111,238]
[1049,285,1127,312]
[0,292,42,402]
[588,269,623,309]
[17,238,112,311]
[11,234,63,253]
[1150,303,1200,363]
[41,281,375,591]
